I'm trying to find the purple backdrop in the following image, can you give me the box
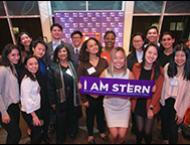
[54,11,124,47]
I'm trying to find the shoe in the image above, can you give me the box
[88,139,96,144]
[69,133,77,139]
[42,137,51,144]
[100,133,107,140]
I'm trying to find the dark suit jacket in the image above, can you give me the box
[127,51,138,71]
[45,41,75,65]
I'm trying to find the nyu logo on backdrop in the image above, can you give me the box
[54,11,124,47]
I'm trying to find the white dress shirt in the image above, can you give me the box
[73,46,81,55]
[136,50,144,63]
[52,40,62,51]
[21,76,41,114]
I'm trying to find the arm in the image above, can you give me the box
[128,70,135,80]
[0,67,8,115]
[21,78,37,114]
[31,112,42,126]
[100,70,106,78]
[176,81,190,124]
[149,72,164,114]
[77,64,88,103]
[47,67,57,109]
[128,70,137,112]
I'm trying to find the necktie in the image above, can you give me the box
[75,48,79,55]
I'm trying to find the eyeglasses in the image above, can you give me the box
[72,36,82,39]
[162,38,172,41]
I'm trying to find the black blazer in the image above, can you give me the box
[45,41,75,65]
[127,51,138,71]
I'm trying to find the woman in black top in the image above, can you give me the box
[48,44,81,144]
[17,32,33,63]
[159,32,175,67]
[127,33,145,70]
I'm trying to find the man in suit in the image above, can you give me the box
[71,31,83,68]
[45,23,74,65]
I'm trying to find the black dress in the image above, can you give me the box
[134,68,152,118]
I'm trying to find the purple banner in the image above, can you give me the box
[80,77,155,98]
[54,11,124,47]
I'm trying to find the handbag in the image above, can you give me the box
[182,108,190,140]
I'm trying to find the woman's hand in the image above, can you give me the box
[152,85,156,93]
[83,101,90,108]
[31,112,42,126]
[51,104,56,111]
[32,116,42,126]
[147,109,154,119]
[2,113,11,124]
[78,83,82,89]
[176,115,183,125]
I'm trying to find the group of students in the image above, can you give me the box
[0,23,190,144]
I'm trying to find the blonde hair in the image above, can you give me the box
[108,47,127,76]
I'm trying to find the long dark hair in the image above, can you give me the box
[0,44,21,67]
[79,37,102,62]
[167,44,190,81]
[21,55,39,81]
[17,32,32,53]
[53,44,71,63]
[142,43,161,80]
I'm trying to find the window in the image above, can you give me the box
[51,1,123,12]
[0,2,5,16]
[161,16,190,43]
[165,1,190,13]
[6,1,39,15]
[89,1,122,10]
[51,1,86,12]
[134,1,163,13]
[0,19,13,53]
[130,16,160,51]
[132,16,160,34]
[11,18,43,41]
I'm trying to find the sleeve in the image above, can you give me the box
[21,79,36,114]
[176,82,190,119]
[127,53,133,71]
[77,63,88,103]
[150,69,164,113]
[0,67,8,115]
[103,59,109,69]
[65,43,75,62]
[47,66,57,105]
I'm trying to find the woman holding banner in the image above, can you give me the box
[131,43,164,144]
[78,37,108,144]
[102,47,134,144]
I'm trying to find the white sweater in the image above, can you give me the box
[21,76,41,114]
[0,66,20,115]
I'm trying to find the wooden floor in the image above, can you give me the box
[0,118,190,144]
